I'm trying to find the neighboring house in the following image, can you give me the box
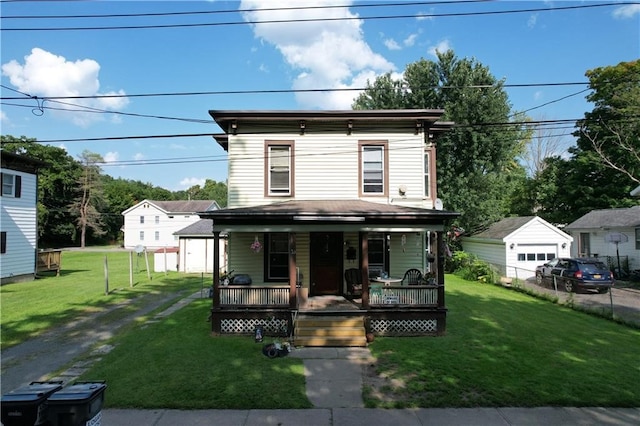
[174,219,227,273]
[1,151,46,284]
[198,109,459,343]
[564,206,640,272]
[462,216,573,279]
[122,199,219,250]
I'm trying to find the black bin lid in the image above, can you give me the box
[1,381,64,404]
[46,382,106,404]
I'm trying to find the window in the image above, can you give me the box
[636,228,640,250]
[265,233,289,280]
[265,141,294,196]
[424,151,431,197]
[368,233,389,277]
[579,232,590,257]
[1,231,6,254]
[139,231,144,241]
[517,253,525,261]
[359,141,388,196]
[1,173,21,198]
[155,231,160,241]
[140,216,144,224]
[155,216,159,225]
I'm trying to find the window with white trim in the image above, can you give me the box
[140,216,144,224]
[140,231,144,241]
[1,173,21,198]
[424,151,430,197]
[155,231,160,241]
[155,216,159,225]
[266,143,293,196]
[359,142,388,196]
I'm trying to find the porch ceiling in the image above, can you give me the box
[198,199,459,232]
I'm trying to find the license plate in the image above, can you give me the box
[593,274,601,279]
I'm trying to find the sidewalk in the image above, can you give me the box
[102,406,640,425]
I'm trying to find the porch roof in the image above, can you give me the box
[198,199,458,231]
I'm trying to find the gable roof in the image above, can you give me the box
[565,206,640,229]
[466,216,571,242]
[122,199,219,215]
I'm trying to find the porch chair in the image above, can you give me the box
[344,268,363,298]
[402,268,423,285]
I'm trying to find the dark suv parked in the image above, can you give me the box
[535,257,615,293]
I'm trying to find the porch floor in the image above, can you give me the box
[299,295,362,313]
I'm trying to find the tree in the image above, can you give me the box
[576,60,640,186]
[353,51,528,231]
[1,136,82,246]
[521,116,566,178]
[70,150,106,248]
[182,179,228,207]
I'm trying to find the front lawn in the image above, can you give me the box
[76,274,640,409]
[365,275,640,408]
[0,250,206,349]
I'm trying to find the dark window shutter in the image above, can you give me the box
[14,175,21,198]
[1,232,6,254]
[0,173,3,197]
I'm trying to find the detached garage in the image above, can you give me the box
[174,219,227,274]
[462,216,573,279]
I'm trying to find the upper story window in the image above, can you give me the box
[155,231,160,241]
[1,173,21,198]
[140,216,145,224]
[139,231,144,241]
[265,141,294,197]
[424,151,430,198]
[155,216,160,224]
[359,141,388,197]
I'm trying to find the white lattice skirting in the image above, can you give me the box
[370,318,438,334]
[220,317,288,334]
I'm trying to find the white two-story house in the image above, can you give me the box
[199,110,459,344]
[1,151,46,284]
[122,199,219,250]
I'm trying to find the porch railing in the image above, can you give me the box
[219,285,290,307]
[369,285,440,307]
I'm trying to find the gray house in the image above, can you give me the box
[564,206,640,272]
[462,216,572,279]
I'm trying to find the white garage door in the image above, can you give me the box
[515,244,557,273]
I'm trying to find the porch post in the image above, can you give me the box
[288,232,297,309]
[212,231,220,309]
[436,230,445,308]
[360,231,370,309]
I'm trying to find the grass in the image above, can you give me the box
[364,275,640,408]
[0,250,207,349]
[80,299,311,409]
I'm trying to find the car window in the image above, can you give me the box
[581,262,607,273]
[547,258,559,267]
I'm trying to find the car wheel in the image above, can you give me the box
[597,288,609,294]
[564,280,574,293]
[535,272,543,286]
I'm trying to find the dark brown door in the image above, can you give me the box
[310,232,343,296]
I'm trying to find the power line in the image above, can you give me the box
[0,2,632,31]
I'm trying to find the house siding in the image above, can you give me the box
[568,227,639,270]
[228,133,434,209]
[123,203,201,249]
[1,169,37,282]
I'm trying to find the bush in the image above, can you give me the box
[449,251,499,284]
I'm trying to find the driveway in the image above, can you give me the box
[523,278,640,326]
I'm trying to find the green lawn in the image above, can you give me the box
[0,250,206,349]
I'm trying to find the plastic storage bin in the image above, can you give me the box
[1,381,63,426]
[45,381,107,426]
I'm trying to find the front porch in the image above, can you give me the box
[209,284,447,344]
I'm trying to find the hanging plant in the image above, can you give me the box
[251,236,262,253]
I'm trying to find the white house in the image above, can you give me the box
[122,199,219,250]
[462,216,573,279]
[1,151,46,284]
[564,206,640,273]
[174,219,227,273]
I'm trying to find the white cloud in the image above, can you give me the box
[527,14,538,29]
[384,38,401,51]
[180,177,206,188]
[416,10,434,21]
[403,33,418,47]
[1,48,129,127]
[613,4,640,18]
[533,91,543,101]
[240,0,395,109]
[103,151,119,164]
[133,152,145,161]
[427,39,452,57]
[0,111,8,123]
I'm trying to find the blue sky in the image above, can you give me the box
[1,1,639,191]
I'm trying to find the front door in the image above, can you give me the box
[310,232,343,296]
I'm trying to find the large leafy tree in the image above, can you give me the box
[175,179,228,207]
[353,51,528,231]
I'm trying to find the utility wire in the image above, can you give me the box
[0,2,633,31]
